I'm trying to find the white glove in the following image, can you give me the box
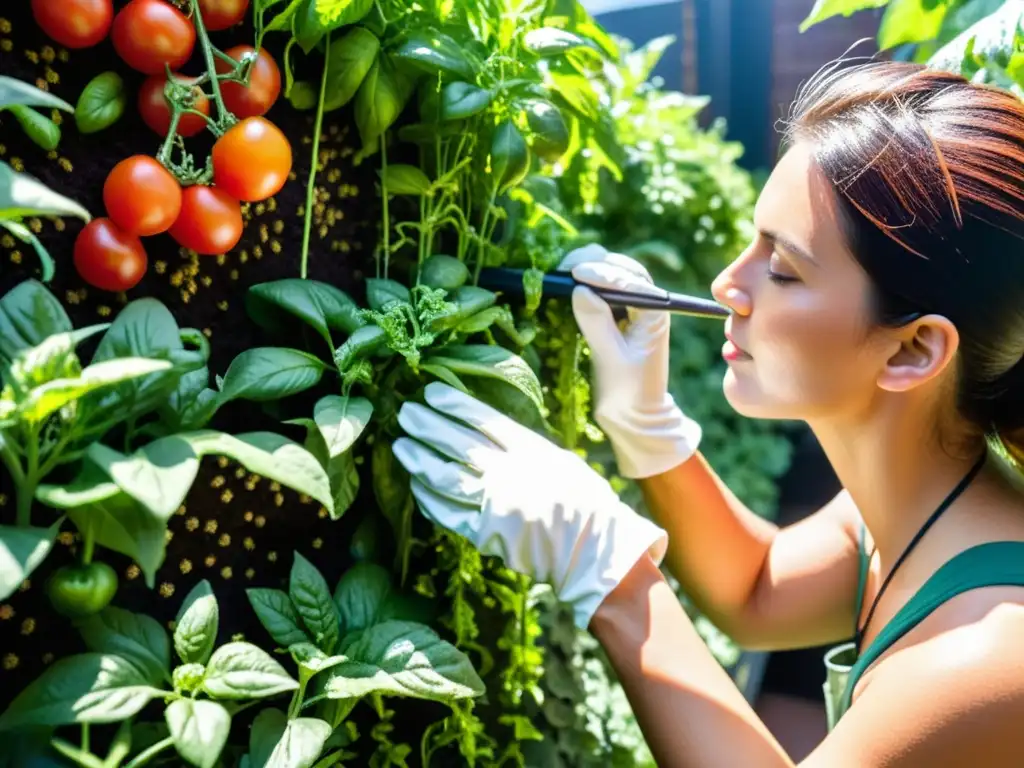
[558,244,702,479]
[392,382,668,630]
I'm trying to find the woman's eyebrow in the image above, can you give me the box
[760,228,818,266]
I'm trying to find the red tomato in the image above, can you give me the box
[112,0,195,75]
[169,185,243,255]
[31,0,113,49]
[103,156,182,237]
[216,46,281,119]
[138,73,210,138]
[212,117,292,202]
[198,0,250,31]
[74,218,148,292]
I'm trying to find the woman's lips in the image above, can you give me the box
[723,333,751,361]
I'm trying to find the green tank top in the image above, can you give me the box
[823,533,1024,730]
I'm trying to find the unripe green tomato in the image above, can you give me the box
[47,562,118,618]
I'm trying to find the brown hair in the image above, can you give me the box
[782,60,1024,455]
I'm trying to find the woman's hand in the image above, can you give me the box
[392,382,668,630]
[559,244,702,478]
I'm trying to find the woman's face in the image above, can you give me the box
[711,141,898,422]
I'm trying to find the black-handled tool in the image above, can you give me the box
[477,267,730,320]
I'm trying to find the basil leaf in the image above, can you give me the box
[424,344,544,415]
[75,72,127,134]
[166,699,231,768]
[0,519,63,601]
[202,642,299,700]
[380,164,431,195]
[426,286,497,332]
[419,254,468,292]
[218,347,326,404]
[289,552,341,654]
[333,561,391,635]
[0,280,72,364]
[0,75,74,112]
[440,81,493,121]
[158,367,219,433]
[249,708,288,768]
[246,589,310,648]
[323,27,380,111]
[314,395,373,457]
[391,29,474,80]
[525,99,570,161]
[354,56,415,158]
[365,278,411,310]
[9,106,61,151]
[75,607,171,687]
[0,654,165,729]
[19,358,172,423]
[0,220,56,283]
[0,160,91,222]
[174,579,219,666]
[261,716,332,768]
[293,0,326,53]
[317,0,374,30]
[799,0,889,32]
[247,279,365,346]
[315,620,484,702]
[490,119,530,194]
[523,27,588,55]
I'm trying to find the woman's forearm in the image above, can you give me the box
[639,452,777,634]
[590,554,793,768]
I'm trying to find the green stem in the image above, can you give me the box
[16,431,40,527]
[123,736,173,768]
[300,31,331,280]
[189,0,231,122]
[381,135,390,280]
[473,192,497,283]
[287,675,308,720]
[81,724,89,755]
[81,519,95,565]
[156,109,183,167]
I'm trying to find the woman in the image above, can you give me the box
[393,60,1024,765]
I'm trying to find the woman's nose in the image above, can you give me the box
[711,264,752,317]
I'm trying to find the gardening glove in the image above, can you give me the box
[558,243,702,479]
[392,382,668,630]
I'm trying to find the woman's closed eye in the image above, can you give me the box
[767,255,800,285]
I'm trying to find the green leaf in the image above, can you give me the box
[290,552,341,654]
[295,416,360,520]
[523,27,588,55]
[247,589,310,647]
[9,106,61,151]
[0,654,165,729]
[391,28,474,79]
[166,699,231,768]
[88,298,190,421]
[419,254,468,292]
[525,99,570,162]
[315,621,484,702]
[929,0,1024,74]
[184,430,335,514]
[0,519,63,601]
[293,0,327,53]
[426,286,497,332]
[371,436,414,580]
[354,56,415,158]
[218,348,326,404]
[439,81,493,121]
[0,280,72,364]
[0,159,91,223]
[202,642,299,700]
[323,27,381,111]
[174,579,219,666]
[249,708,288,768]
[314,395,373,457]
[316,0,373,28]
[879,0,948,49]
[380,164,432,195]
[20,358,172,423]
[365,278,411,310]
[424,344,544,415]
[333,561,392,635]
[420,362,468,392]
[490,120,530,194]
[74,72,127,135]
[247,279,364,347]
[0,220,55,282]
[159,367,219,433]
[261,717,332,768]
[799,0,890,32]
[0,75,74,111]
[75,607,171,687]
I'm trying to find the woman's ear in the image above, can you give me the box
[876,314,959,393]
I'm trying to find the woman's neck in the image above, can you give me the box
[809,402,986,567]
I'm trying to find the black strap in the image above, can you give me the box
[855,453,987,652]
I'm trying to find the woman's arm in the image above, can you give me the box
[591,554,1024,768]
[590,552,794,768]
[640,453,867,650]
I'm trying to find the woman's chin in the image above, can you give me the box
[722,368,787,420]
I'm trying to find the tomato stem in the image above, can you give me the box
[300,31,331,280]
[189,0,233,128]
[81,520,95,565]
[381,135,390,281]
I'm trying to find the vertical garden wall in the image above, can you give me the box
[0,1,791,766]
